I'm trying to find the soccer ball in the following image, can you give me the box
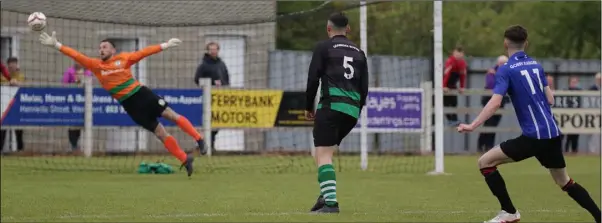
[27,12,47,31]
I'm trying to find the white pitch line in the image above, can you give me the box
[0,209,579,221]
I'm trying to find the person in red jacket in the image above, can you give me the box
[0,63,10,80]
[442,46,466,126]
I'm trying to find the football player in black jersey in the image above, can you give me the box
[305,12,369,214]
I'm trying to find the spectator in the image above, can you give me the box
[442,46,467,126]
[62,63,92,151]
[546,74,555,90]
[194,42,230,153]
[564,75,582,153]
[63,63,91,85]
[0,57,25,152]
[589,72,601,91]
[587,72,601,154]
[0,62,10,80]
[477,55,508,152]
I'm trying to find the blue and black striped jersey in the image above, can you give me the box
[493,51,561,139]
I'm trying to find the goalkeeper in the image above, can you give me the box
[38,31,205,177]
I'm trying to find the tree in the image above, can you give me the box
[276,1,353,51]
[276,1,601,59]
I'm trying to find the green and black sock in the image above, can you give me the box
[318,164,337,207]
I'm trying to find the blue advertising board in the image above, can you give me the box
[355,88,423,132]
[1,87,203,127]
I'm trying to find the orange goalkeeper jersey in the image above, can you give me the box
[59,45,163,102]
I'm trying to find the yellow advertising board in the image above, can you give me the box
[211,89,284,128]
[552,108,601,134]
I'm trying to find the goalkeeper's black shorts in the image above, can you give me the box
[120,86,168,132]
[313,109,358,147]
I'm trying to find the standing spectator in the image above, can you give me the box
[0,62,10,152]
[477,55,508,152]
[194,42,230,153]
[587,72,601,154]
[0,57,25,152]
[62,63,92,151]
[442,46,467,126]
[546,74,555,90]
[589,72,601,91]
[0,62,10,80]
[564,76,582,153]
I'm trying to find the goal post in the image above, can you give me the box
[199,78,213,157]
[83,76,93,158]
[358,0,438,172]
[359,0,369,171]
[431,0,446,175]
[1,1,441,174]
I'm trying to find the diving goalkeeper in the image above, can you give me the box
[39,31,205,177]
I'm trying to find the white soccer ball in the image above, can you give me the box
[27,12,47,31]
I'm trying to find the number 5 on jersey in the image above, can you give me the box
[520,69,543,94]
[343,56,354,79]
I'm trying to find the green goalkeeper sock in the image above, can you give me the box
[318,164,337,206]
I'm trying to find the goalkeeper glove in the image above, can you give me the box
[39,31,62,50]
[160,38,182,50]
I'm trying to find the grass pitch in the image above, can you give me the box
[1,155,600,222]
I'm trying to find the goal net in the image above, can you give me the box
[0,1,435,174]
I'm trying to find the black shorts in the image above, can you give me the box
[500,135,566,169]
[313,109,358,147]
[120,86,168,132]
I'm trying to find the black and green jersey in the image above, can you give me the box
[305,35,369,119]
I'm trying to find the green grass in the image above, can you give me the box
[1,155,600,222]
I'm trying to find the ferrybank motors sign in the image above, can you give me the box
[552,94,601,134]
[0,86,203,127]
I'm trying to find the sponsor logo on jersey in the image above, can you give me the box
[100,68,125,76]
[333,43,360,52]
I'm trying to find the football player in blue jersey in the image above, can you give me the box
[457,25,601,223]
